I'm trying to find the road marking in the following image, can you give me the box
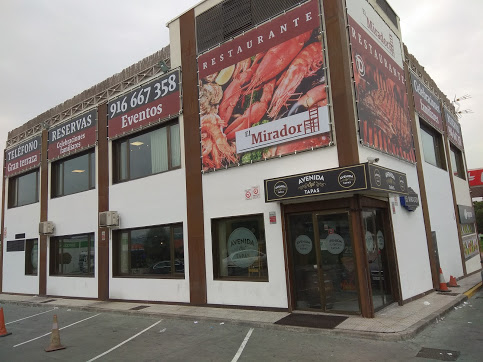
[464,282,482,299]
[13,313,101,348]
[231,328,254,362]
[6,308,57,325]
[86,319,163,362]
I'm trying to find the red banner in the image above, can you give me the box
[468,169,483,187]
[48,109,97,160]
[4,135,42,177]
[198,0,331,171]
[347,0,415,163]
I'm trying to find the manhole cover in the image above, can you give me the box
[40,299,56,303]
[416,347,460,361]
[130,305,149,311]
[437,292,459,296]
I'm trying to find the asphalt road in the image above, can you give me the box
[0,289,481,361]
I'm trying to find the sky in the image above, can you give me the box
[0,0,481,174]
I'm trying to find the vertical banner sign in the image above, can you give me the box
[107,69,181,138]
[443,108,464,150]
[198,0,331,171]
[346,0,415,163]
[48,109,97,160]
[409,72,444,133]
[468,168,483,187]
[4,135,41,177]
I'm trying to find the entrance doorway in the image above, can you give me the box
[287,211,359,313]
[362,209,394,311]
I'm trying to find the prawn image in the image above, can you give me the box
[198,24,332,170]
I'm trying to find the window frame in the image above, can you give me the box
[49,233,95,277]
[51,148,96,198]
[449,144,466,180]
[112,223,185,278]
[25,238,39,276]
[7,168,39,208]
[211,213,269,282]
[112,120,181,184]
[419,119,446,170]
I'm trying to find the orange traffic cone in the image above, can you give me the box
[438,268,450,292]
[0,307,12,337]
[45,315,65,352]
[448,275,460,287]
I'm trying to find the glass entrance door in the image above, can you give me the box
[288,212,359,313]
[362,209,394,311]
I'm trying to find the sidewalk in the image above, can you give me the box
[0,272,481,341]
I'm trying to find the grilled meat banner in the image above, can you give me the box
[409,71,444,133]
[443,107,464,150]
[197,0,331,171]
[346,0,415,163]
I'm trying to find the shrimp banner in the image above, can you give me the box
[346,0,415,163]
[197,0,332,171]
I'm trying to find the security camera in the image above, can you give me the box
[367,157,379,164]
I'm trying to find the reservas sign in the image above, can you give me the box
[107,70,181,138]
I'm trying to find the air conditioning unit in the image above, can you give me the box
[39,221,55,235]
[99,211,120,228]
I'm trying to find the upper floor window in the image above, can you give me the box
[112,121,181,183]
[8,169,39,208]
[51,149,95,198]
[420,121,446,170]
[450,145,465,180]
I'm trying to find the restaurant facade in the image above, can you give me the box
[1,0,480,318]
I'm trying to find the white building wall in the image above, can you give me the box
[203,146,339,308]
[109,166,190,302]
[47,188,98,298]
[2,198,40,295]
[358,147,433,300]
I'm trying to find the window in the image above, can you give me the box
[212,214,268,280]
[420,121,446,169]
[50,233,95,276]
[113,121,181,183]
[113,224,184,277]
[25,239,38,275]
[51,149,95,198]
[450,145,465,180]
[8,169,39,208]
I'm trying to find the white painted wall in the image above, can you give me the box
[3,180,40,294]
[203,146,339,308]
[109,166,190,302]
[359,147,433,300]
[47,188,98,298]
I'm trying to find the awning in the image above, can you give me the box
[264,163,407,202]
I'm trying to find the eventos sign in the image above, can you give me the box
[108,69,180,138]
[347,0,415,163]
[4,135,41,177]
[198,0,331,171]
[443,108,463,150]
[409,72,443,133]
[48,109,97,160]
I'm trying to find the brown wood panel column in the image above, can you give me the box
[180,9,207,304]
[97,103,110,300]
[441,112,467,276]
[323,0,360,166]
[403,62,439,289]
[350,195,373,317]
[0,157,5,292]
[39,129,49,295]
